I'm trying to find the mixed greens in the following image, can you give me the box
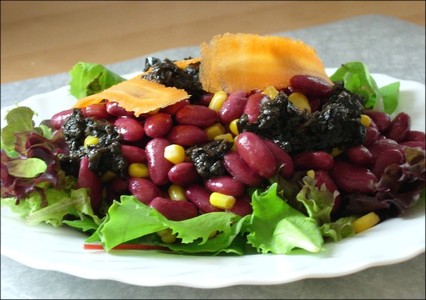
[1,60,424,256]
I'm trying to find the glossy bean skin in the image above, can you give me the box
[82,103,110,119]
[175,105,218,128]
[290,75,333,97]
[223,151,263,186]
[264,140,294,178]
[128,177,161,204]
[167,125,208,147]
[145,138,173,186]
[228,194,253,216]
[371,148,405,178]
[149,197,199,221]
[114,117,145,142]
[345,145,374,166]
[363,109,391,132]
[160,99,189,115]
[205,176,246,197]
[106,101,135,117]
[400,140,425,150]
[185,185,222,213]
[385,112,411,142]
[404,130,425,142]
[367,138,402,159]
[144,113,173,138]
[330,160,378,194]
[121,145,146,163]
[363,124,380,146]
[218,90,247,124]
[293,151,334,171]
[243,92,265,123]
[168,162,201,187]
[235,132,277,178]
[50,108,74,130]
[78,156,102,212]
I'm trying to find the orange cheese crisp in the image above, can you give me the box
[73,77,189,116]
[199,33,332,93]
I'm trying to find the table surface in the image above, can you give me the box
[1,2,425,299]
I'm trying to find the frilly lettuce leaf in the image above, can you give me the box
[245,183,323,254]
[69,62,125,99]
[330,61,400,114]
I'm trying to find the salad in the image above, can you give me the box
[1,33,425,256]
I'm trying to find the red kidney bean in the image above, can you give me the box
[82,103,110,119]
[196,93,214,106]
[367,138,402,159]
[185,185,222,213]
[290,75,333,97]
[400,140,425,150]
[121,145,146,163]
[345,145,374,166]
[205,176,246,197]
[364,124,380,146]
[243,92,265,123]
[167,125,208,147]
[314,170,341,213]
[168,162,201,186]
[149,197,199,221]
[145,138,173,186]
[160,99,189,115]
[144,113,173,138]
[218,90,248,124]
[175,105,218,128]
[128,177,161,204]
[363,109,391,132]
[308,97,321,112]
[264,140,294,178]
[330,160,377,194]
[106,101,134,117]
[385,112,411,142]
[372,148,405,178]
[114,117,145,142]
[111,177,129,194]
[50,108,74,129]
[78,156,102,212]
[404,130,425,142]
[228,194,252,216]
[235,132,277,178]
[293,151,334,170]
[223,151,263,187]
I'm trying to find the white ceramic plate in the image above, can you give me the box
[1,70,425,288]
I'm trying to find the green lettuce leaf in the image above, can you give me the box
[245,183,323,254]
[330,61,400,114]
[69,61,125,99]
[4,158,47,178]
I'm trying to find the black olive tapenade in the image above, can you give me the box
[237,85,366,154]
[59,109,127,178]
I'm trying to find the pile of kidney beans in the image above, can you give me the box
[50,74,425,222]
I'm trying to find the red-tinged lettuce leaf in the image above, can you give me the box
[246,183,323,254]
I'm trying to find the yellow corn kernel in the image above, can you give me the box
[205,123,226,140]
[229,119,239,136]
[214,133,234,143]
[168,184,187,201]
[262,85,279,100]
[231,136,238,151]
[352,212,380,233]
[288,92,311,113]
[360,114,372,127]
[208,91,228,111]
[331,147,344,157]
[157,228,176,243]
[84,136,99,147]
[209,192,236,209]
[164,144,186,164]
[306,169,315,179]
[128,163,149,178]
